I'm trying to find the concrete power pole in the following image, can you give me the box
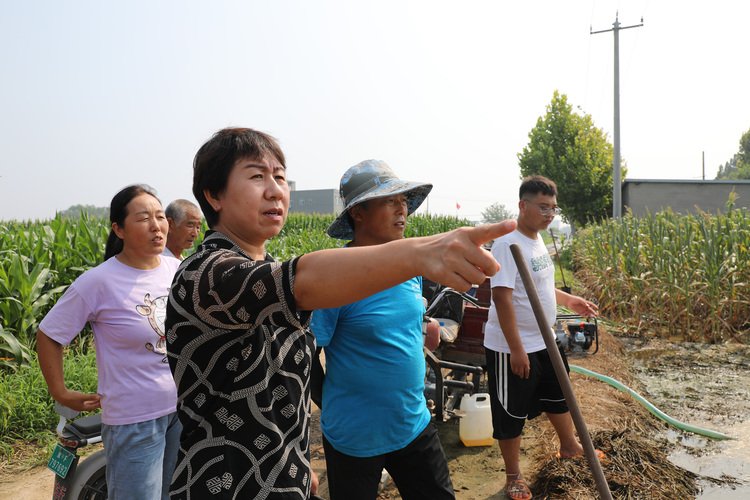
[591,12,643,220]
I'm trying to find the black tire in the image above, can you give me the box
[65,449,108,499]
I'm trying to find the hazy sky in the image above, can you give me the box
[2,1,749,222]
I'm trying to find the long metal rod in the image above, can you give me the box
[425,349,446,422]
[613,17,621,220]
[509,243,612,500]
[548,228,567,289]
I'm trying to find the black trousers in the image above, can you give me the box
[322,421,455,500]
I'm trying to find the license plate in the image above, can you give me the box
[47,444,76,478]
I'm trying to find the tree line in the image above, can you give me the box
[482,90,617,230]
[715,128,750,180]
[480,91,749,229]
[56,204,109,219]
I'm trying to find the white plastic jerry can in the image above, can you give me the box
[459,393,495,447]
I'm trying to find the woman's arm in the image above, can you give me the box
[294,220,516,310]
[37,329,101,412]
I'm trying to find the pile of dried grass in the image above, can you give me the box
[521,326,710,498]
[530,429,698,499]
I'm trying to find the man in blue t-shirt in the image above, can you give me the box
[310,160,455,500]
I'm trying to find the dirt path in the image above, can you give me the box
[3,327,747,499]
[0,442,107,500]
[0,466,55,499]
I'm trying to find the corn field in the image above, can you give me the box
[0,214,109,369]
[572,205,750,343]
[0,212,471,370]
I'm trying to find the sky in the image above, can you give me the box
[1,1,749,223]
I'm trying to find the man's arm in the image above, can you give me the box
[555,289,598,318]
[491,286,531,379]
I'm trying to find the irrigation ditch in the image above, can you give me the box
[375,326,750,499]
[626,336,750,499]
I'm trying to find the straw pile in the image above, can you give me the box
[522,325,731,499]
[530,429,698,499]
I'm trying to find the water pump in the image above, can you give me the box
[554,314,598,354]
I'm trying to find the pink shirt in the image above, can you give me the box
[40,256,180,425]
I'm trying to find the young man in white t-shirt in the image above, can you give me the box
[483,175,599,500]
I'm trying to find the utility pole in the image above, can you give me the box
[592,12,643,220]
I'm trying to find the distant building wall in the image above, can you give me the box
[622,179,750,216]
[289,188,343,215]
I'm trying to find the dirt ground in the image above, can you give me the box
[0,466,56,500]
[370,325,655,500]
[2,326,745,499]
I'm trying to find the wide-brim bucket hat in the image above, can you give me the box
[327,159,433,240]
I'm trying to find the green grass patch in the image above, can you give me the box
[0,346,98,464]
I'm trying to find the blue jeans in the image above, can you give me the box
[102,412,182,500]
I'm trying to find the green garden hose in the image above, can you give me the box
[569,364,734,440]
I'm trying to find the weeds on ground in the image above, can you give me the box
[0,346,98,466]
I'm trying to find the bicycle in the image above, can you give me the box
[47,402,107,500]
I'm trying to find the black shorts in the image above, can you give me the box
[485,346,570,440]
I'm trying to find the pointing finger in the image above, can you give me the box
[469,219,517,248]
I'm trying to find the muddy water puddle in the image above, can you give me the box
[626,338,750,498]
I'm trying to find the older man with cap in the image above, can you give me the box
[310,160,455,500]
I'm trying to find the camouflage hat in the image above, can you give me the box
[327,159,433,240]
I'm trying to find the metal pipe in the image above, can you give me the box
[509,243,613,500]
[548,228,568,290]
[425,348,446,421]
[437,360,484,374]
[443,379,474,390]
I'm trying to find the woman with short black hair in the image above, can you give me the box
[166,127,516,499]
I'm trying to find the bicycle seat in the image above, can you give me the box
[62,413,102,441]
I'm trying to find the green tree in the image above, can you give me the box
[517,91,623,229]
[741,128,750,166]
[57,204,109,219]
[715,127,750,180]
[715,154,740,179]
[481,202,515,224]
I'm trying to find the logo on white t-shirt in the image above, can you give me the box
[136,293,169,362]
[530,253,553,272]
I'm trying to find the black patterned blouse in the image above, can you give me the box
[166,230,315,499]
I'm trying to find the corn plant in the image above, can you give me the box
[405,213,473,237]
[0,324,31,370]
[573,206,750,343]
[0,212,473,369]
[0,216,109,361]
[0,251,69,345]
[268,213,343,259]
